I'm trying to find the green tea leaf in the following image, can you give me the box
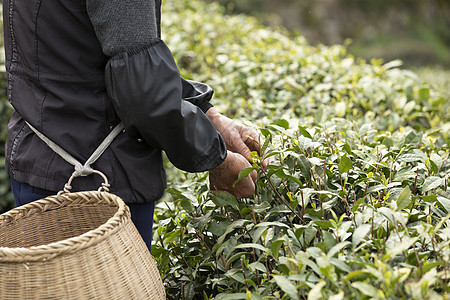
[338,154,352,174]
[273,275,298,299]
[330,258,352,273]
[393,169,417,182]
[345,270,370,281]
[422,261,444,274]
[322,230,337,250]
[429,160,439,175]
[423,195,438,203]
[215,293,247,300]
[398,153,426,163]
[179,198,194,212]
[271,240,284,260]
[224,269,245,284]
[422,176,442,193]
[298,135,322,150]
[210,190,240,210]
[249,291,264,300]
[190,210,213,231]
[351,282,379,298]
[255,221,290,229]
[234,167,257,187]
[367,184,387,193]
[418,87,430,101]
[396,186,412,210]
[217,220,250,245]
[166,187,196,212]
[234,243,267,252]
[404,131,422,146]
[208,220,232,236]
[298,125,312,139]
[314,220,333,229]
[244,279,258,292]
[275,118,290,130]
[327,241,351,259]
[251,226,267,243]
[248,262,267,273]
[352,224,371,248]
[351,197,365,213]
[273,168,302,185]
[383,236,419,260]
[226,251,251,268]
[303,227,318,246]
[308,280,326,300]
[298,154,312,182]
[437,196,450,213]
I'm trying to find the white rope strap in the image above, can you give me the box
[26,122,125,194]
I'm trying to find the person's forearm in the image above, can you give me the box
[209,151,257,199]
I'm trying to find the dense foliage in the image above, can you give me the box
[204,0,450,67]
[0,0,449,299]
[152,1,450,299]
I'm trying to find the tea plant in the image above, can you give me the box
[163,1,449,139]
[153,119,449,299]
[151,0,450,299]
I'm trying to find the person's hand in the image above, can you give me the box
[206,107,271,169]
[209,151,257,199]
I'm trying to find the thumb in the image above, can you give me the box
[233,172,256,199]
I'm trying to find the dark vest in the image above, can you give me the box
[3,0,166,203]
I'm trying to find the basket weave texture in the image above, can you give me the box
[0,191,165,299]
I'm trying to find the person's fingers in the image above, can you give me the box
[250,169,257,183]
[245,135,260,150]
[233,152,257,182]
[261,151,275,169]
[232,174,255,199]
[210,172,255,199]
[234,139,252,162]
[241,128,275,170]
[230,154,257,197]
[209,151,256,199]
[241,127,261,153]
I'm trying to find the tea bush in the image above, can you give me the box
[152,1,449,299]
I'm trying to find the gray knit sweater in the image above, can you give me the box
[86,0,159,56]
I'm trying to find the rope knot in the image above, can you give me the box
[73,165,94,178]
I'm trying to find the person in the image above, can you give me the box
[2,0,267,250]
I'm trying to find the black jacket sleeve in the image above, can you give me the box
[180,77,214,113]
[105,39,227,172]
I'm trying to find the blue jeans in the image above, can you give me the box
[10,178,155,250]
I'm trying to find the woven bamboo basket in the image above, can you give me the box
[0,191,166,299]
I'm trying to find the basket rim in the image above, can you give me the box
[0,191,129,262]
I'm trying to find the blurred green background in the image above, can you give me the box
[204,0,450,68]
